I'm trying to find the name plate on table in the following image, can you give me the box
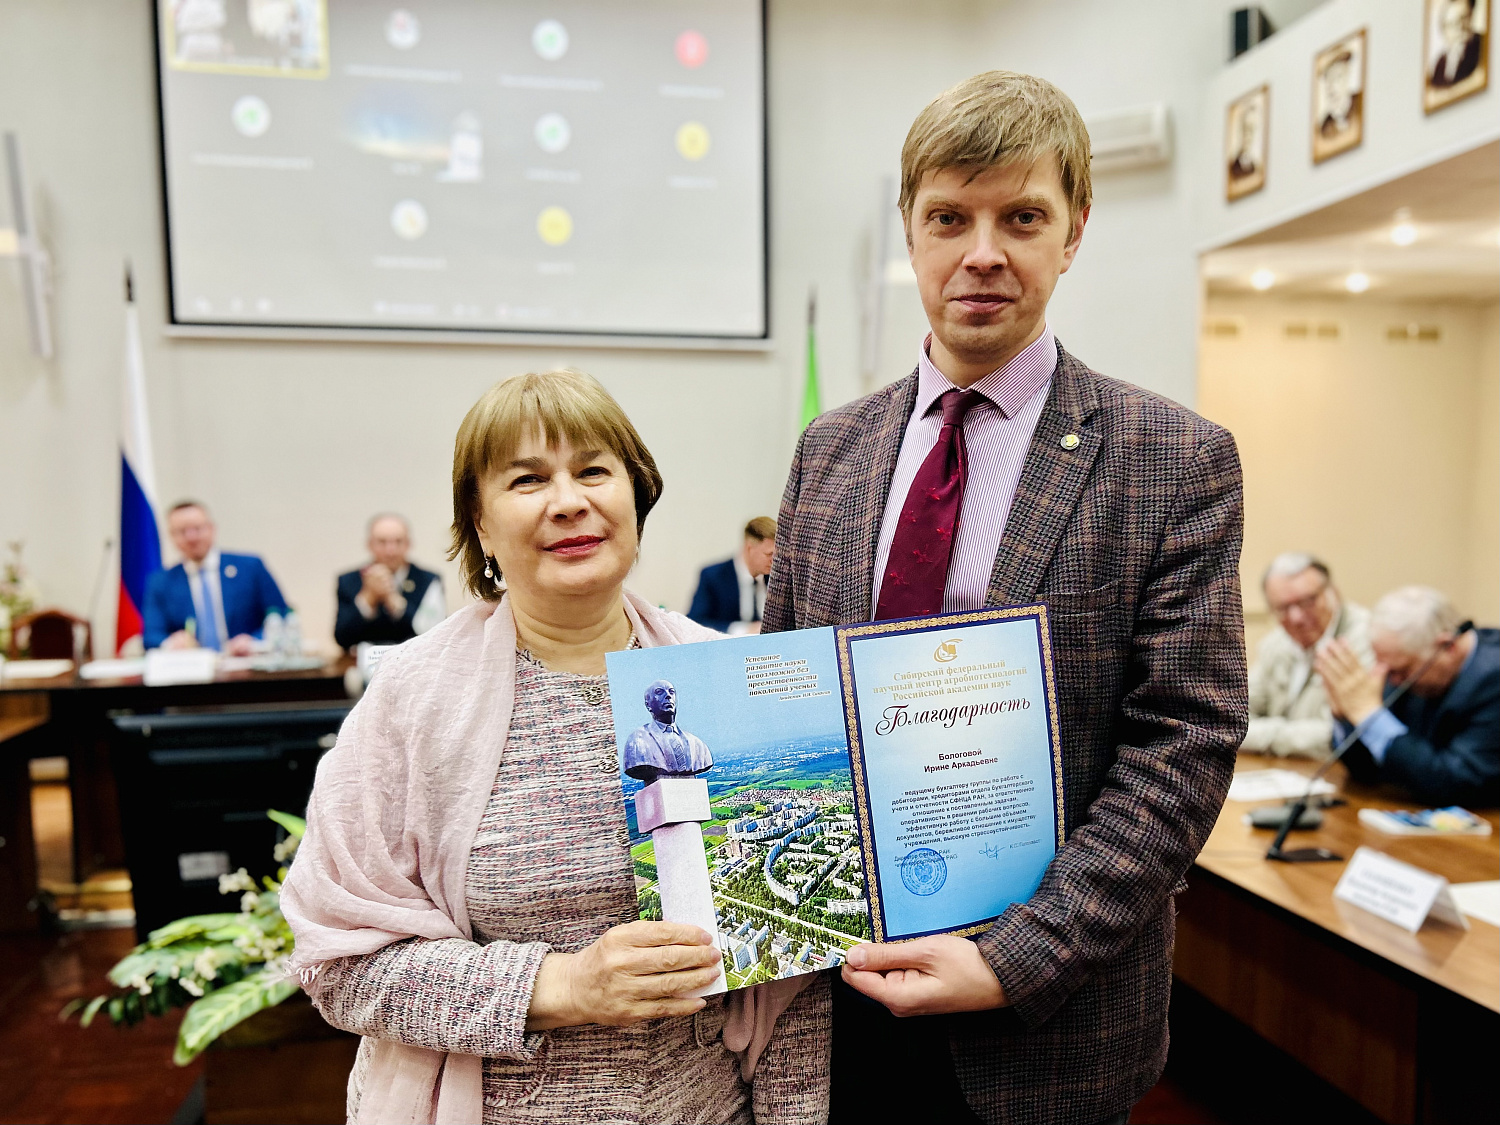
[143,648,219,686]
[356,642,398,682]
[605,605,1064,991]
[1333,846,1470,933]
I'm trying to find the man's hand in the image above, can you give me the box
[841,935,1007,1017]
[526,921,722,1031]
[1316,638,1385,726]
[359,564,399,610]
[226,635,256,657]
[162,630,197,650]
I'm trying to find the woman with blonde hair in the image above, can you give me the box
[283,370,828,1123]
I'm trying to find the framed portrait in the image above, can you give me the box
[1424,0,1490,113]
[1225,85,1269,202]
[1313,29,1366,163]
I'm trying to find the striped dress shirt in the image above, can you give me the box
[871,325,1056,615]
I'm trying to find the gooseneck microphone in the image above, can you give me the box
[84,536,115,658]
[1265,620,1475,862]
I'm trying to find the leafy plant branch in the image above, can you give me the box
[61,810,307,1065]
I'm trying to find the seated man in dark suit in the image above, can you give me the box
[142,500,289,654]
[687,517,775,635]
[334,513,446,650]
[1319,585,1499,807]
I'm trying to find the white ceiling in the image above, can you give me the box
[1201,141,1500,303]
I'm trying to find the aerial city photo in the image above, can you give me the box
[627,735,868,989]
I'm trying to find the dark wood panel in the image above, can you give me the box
[1201,756,1498,1011]
[0,694,50,934]
[0,928,203,1124]
[1181,757,1500,1124]
[205,992,357,1125]
[0,751,40,935]
[0,666,353,932]
[205,1037,357,1125]
[1177,873,1418,1122]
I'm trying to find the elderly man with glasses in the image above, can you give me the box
[1242,552,1372,758]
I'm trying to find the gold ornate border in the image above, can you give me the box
[835,604,1065,943]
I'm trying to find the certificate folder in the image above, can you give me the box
[607,604,1063,991]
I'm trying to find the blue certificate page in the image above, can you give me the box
[837,609,1063,942]
[607,626,869,990]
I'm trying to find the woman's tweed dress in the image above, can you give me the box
[311,649,830,1124]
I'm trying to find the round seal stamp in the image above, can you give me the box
[898,848,948,897]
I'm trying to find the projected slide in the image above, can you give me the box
[155,1,765,339]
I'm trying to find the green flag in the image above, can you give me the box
[800,288,821,430]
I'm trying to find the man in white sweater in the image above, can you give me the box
[1242,552,1372,758]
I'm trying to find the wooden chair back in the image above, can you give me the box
[8,608,92,661]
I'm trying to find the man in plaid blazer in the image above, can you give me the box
[763,72,1248,1124]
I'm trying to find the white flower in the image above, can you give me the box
[192,949,219,981]
[169,964,181,979]
[218,868,256,895]
[240,891,261,913]
[273,836,301,863]
[180,977,205,997]
[262,956,291,979]
[128,973,152,995]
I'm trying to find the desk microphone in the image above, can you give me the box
[1265,620,1475,863]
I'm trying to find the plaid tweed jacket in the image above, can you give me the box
[763,343,1248,1124]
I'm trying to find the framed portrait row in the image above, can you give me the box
[1225,0,1490,201]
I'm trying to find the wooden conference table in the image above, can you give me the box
[0,658,352,933]
[1175,756,1498,1125]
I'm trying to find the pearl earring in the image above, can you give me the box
[483,558,493,579]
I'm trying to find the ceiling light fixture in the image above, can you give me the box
[1344,270,1371,294]
[1250,268,1276,290]
[1391,208,1417,247]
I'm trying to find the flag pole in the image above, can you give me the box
[799,286,821,431]
[117,259,162,655]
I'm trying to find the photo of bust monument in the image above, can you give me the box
[623,680,714,783]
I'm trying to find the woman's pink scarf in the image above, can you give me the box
[282,592,808,1124]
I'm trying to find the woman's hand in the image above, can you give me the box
[525,921,722,1031]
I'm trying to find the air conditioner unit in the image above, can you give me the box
[1,132,53,358]
[1086,103,1172,174]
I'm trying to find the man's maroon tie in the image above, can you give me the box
[875,388,987,620]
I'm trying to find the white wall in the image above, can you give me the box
[1200,294,1500,628]
[1472,303,1500,615]
[965,0,1237,407]
[0,0,1264,653]
[1200,0,1500,249]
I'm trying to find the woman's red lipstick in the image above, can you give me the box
[545,535,604,557]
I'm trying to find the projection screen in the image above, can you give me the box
[154,0,766,343]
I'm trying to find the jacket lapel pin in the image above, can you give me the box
[403,579,416,593]
[1060,433,1081,451]
[223,564,238,578]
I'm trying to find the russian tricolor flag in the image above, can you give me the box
[117,270,160,654]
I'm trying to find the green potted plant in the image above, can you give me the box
[0,540,39,655]
[65,810,305,1065]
